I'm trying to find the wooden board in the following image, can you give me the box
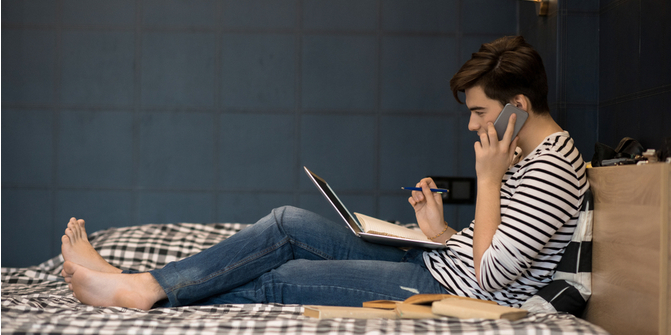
[583,164,670,335]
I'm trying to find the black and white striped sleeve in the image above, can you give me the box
[478,153,583,292]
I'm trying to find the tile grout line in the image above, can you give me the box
[50,0,64,257]
[374,0,383,217]
[131,0,143,226]
[294,0,303,208]
[212,0,224,223]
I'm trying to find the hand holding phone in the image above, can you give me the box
[493,104,528,141]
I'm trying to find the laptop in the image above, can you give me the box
[303,166,446,249]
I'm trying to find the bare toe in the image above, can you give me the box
[61,219,121,274]
[66,218,84,241]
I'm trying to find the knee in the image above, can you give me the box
[272,205,316,220]
[271,205,307,226]
[270,206,324,236]
[272,205,301,216]
[270,206,299,227]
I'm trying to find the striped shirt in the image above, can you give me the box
[423,132,589,307]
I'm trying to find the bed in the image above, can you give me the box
[2,221,609,334]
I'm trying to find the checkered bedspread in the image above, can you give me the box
[1,222,609,335]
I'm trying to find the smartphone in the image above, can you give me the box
[493,103,529,141]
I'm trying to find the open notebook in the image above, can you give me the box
[304,167,445,249]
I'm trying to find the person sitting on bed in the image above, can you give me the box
[61,35,589,310]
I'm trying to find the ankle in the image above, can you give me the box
[140,272,167,303]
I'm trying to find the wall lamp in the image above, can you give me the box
[523,0,550,16]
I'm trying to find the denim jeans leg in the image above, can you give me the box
[196,256,445,306]
[149,206,408,307]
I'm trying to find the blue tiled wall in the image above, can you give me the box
[2,0,518,267]
[520,0,670,160]
[597,0,670,150]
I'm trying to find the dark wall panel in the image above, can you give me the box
[2,0,518,267]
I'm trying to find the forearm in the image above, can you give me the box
[472,179,502,285]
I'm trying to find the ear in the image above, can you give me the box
[510,94,531,112]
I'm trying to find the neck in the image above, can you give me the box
[516,113,563,156]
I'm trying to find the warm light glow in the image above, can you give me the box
[521,0,549,16]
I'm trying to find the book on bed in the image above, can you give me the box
[432,298,527,321]
[304,294,527,320]
[303,305,398,319]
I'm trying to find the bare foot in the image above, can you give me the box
[63,261,166,310]
[61,217,121,275]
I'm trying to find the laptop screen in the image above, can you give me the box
[303,167,363,234]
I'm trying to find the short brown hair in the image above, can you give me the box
[450,36,550,114]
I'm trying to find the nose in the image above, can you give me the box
[468,114,479,132]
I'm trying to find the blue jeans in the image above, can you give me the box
[149,206,447,307]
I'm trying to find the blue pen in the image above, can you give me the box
[401,187,449,194]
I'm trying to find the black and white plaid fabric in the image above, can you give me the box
[522,189,594,316]
[2,222,609,335]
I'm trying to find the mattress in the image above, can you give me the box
[1,222,609,334]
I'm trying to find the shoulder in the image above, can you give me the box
[520,133,584,174]
[546,133,583,168]
[513,132,588,196]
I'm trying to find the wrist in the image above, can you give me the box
[477,177,501,189]
[427,221,448,240]
[434,225,457,244]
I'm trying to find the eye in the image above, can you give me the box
[468,108,486,118]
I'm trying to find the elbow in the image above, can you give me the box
[475,256,504,292]
[480,278,508,293]
[477,265,507,293]
[477,246,522,292]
